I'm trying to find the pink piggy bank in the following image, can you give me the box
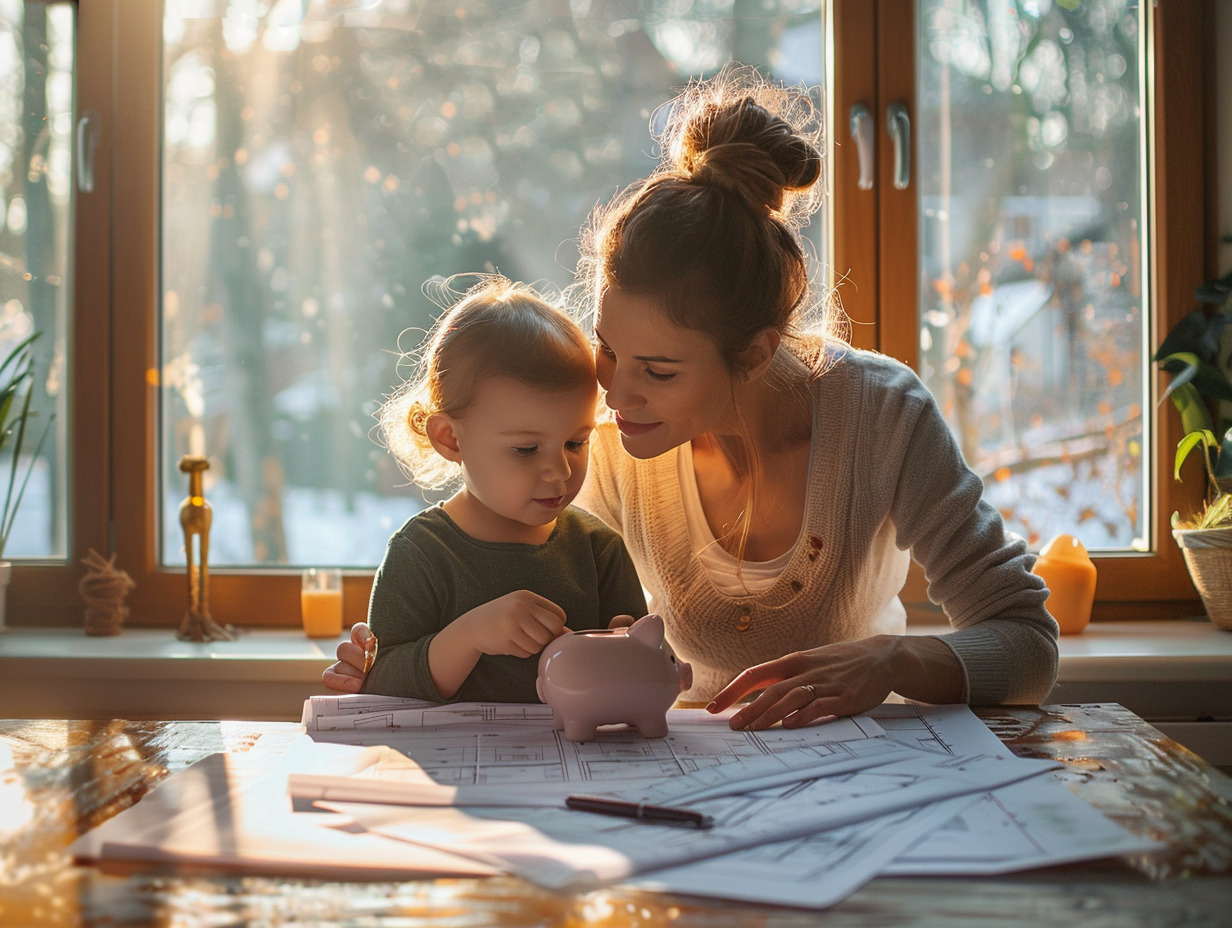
[536,613,682,741]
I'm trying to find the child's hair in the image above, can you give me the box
[380,275,596,490]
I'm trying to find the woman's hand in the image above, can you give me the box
[705,635,964,730]
[321,622,376,693]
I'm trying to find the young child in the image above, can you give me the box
[362,275,648,703]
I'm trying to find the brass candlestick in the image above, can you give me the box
[176,455,235,642]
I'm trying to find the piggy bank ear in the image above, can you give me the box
[627,613,665,646]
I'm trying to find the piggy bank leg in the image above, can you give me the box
[562,718,599,742]
[634,715,669,739]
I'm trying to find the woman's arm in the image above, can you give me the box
[884,364,1057,705]
[709,357,1055,729]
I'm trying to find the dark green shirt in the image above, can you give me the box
[362,505,647,703]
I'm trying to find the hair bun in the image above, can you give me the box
[675,95,822,218]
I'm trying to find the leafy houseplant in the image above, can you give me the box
[1154,257,1232,627]
[0,333,54,631]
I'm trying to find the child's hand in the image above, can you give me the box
[607,613,637,629]
[322,623,376,692]
[459,590,567,658]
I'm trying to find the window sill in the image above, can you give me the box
[2,620,1230,759]
[0,627,346,722]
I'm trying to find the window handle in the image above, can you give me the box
[77,110,98,193]
[887,102,910,190]
[849,103,874,190]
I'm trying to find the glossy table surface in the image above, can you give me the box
[2,703,1231,927]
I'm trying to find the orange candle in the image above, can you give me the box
[1031,534,1097,635]
[301,568,343,638]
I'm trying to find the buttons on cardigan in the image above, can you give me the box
[807,534,823,561]
[735,606,752,632]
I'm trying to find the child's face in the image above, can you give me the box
[447,377,597,534]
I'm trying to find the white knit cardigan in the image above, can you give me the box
[578,347,1058,704]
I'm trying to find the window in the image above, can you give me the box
[156,0,828,569]
[10,0,1214,627]
[830,0,1210,618]
[914,0,1148,553]
[0,2,72,561]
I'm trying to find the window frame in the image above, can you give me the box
[14,0,322,629]
[8,0,1217,628]
[828,0,1214,621]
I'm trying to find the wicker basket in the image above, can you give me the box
[1173,526,1232,631]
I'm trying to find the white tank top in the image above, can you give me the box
[678,442,792,595]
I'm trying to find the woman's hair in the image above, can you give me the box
[380,275,596,490]
[574,65,845,575]
[575,64,842,376]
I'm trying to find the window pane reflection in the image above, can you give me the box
[160,0,827,567]
[0,2,72,560]
[917,0,1147,551]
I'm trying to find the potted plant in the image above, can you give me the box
[1154,256,1232,628]
[0,332,54,631]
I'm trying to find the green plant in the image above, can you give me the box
[1154,254,1232,530]
[0,333,54,558]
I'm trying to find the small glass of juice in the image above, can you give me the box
[301,567,343,638]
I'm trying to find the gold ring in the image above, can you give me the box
[363,636,379,674]
[798,683,816,699]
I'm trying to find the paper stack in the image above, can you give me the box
[72,698,1160,909]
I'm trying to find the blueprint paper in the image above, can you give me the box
[303,693,437,729]
[626,734,1157,907]
[70,737,495,879]
[869,702,1014,757]
[870,702,1163,873]
[290,700,900,808]
[882,775,1164,874]
[305,696,551,732]
[303,696,884,741]
[626,797,973,908]
[323,750,1060,890]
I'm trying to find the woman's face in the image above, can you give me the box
[593,288,735,459]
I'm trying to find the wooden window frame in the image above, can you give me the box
[829,0,1214,621]
[8,0,1217,628]
[14,0,340,630]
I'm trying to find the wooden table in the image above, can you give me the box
[2,704,1230,926]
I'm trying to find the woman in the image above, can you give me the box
[325,67,1058,730]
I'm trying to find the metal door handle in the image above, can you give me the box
[849,103,874,190]
[887,102,910,190]
[77,111,98,193]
